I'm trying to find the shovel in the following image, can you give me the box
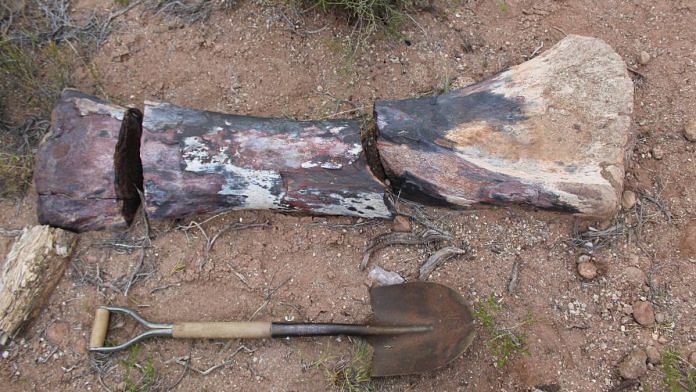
[89,281,474,376]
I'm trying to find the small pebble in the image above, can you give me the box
[655,312,666,324]
[689,351,696,366]
[646,346,661,365]
[1,351,8,359]
[577,254,591,264]
[367,266,405,286]
[618,349,647,379]
[577,261,598,279]
[651,145,664,160]
[632,301,655,326]
[621,190,637,210]
[684,120,696,142]
[391,215,412,232]
[622,266,647,286]
[638,50,651,65]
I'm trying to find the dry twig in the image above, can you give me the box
[360,228,452,270]
[0,228,22,237]
[418,246,467,280]
[507,257,523,294]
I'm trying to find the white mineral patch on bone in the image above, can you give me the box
[214,126,224,132]
[320,162,343,170]
[75,98,125,120]
[309,192,391,218]
[345,143,363,162]
[182,137,284,208]
[329,126,347,134]
[301,161,318,168]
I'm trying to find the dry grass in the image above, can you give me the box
[0,0,125,196]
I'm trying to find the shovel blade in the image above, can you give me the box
[368,282,475,376]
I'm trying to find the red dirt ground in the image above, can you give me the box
[1,0,695,391]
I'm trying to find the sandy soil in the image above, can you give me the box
[1,0,696,391]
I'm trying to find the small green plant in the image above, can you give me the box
[473,295,529,368]
[316,339,373,392]
[661,348,696,392]
[311,0,409,46]
[122,344,159,392]
[498,1,509,13]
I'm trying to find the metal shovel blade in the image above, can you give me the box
[367,282,475,377]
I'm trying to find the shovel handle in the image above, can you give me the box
[172,322,271,339]
[89,308,110,349]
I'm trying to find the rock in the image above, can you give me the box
[651,145,664,160]
[622,266,647,286]
[684,120,696,142]
[577,261,598,279]
[645,346,661,364]
[638,51,651,65]
[391,215,412,232]
[374,35,633,219]
[689,351,696,366]
[367,266,405,286]
[45,321,70,346]
[654,312,666,324]
[621,190,637,210]
[632,301,655,326]
[577,254,592,264]
[618,349,647,380]
[679,220,696,257]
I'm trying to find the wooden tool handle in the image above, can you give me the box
[172,322,272,339]
[89,308,110,348]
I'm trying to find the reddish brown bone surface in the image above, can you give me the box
[34,89,130,232]
[141,101,393,220]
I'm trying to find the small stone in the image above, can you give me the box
[577,261,598,279]
[632,301,655,326]
[689,351,696,366]
[618,349,648,379]
[651,145,664,160]
[622,266,647,286]
[391,215,412,232]
[684,120,696,142]
[646,346,661,365]
[1,351,8,359]
[621,190,637,210]
[655,312,666,324]
[367,266,405,286]
[577,254,591,264]
[638,51,651,65]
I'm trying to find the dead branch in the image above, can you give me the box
[0,228,22,237]
[360,228,452,270]
[204,221,270,261]
[250,276,292,320]
[507,257,523,294]
[172,345,255,376]
[418,246,467,280]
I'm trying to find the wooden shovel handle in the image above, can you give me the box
[89,308,110,349]
[172,322,272,339]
